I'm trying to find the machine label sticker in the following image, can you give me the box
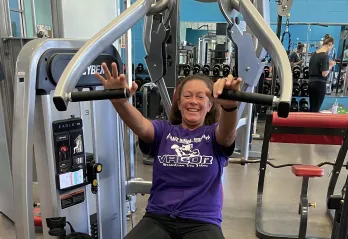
[59,169,84,190]
[17,72,25,76]
[60,190,85,209]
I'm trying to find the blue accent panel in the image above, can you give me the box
[186,29,208,46]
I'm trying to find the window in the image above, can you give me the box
[9,0,26,37]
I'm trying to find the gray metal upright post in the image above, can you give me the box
[0,0,11,37]
[163,0,180,100]
[50,0,65,38]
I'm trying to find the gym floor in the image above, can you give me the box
[0,126,347,239]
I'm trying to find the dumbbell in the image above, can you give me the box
[274,81,280,96]
[264,66,270,78]
[213,65,221,76]
[292,65,301,79]
[183,64,191,76]
[143,77,151,85]
[203,65,210,76]
[134,92,143,108]
[290,98,299,112]
[136,63,144,73]
[262,80,271,95]
[303,66,309,79]
[292,79,301,96]
[192,64,201,74]
[299,98,309,112]
[301,80,309,96]
[134,77,143,89]
[261,106,267,114]
[222,65,230,77]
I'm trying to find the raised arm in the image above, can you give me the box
[212,75,241,147]
[95,63,155,143]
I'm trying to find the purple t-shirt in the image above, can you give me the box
[139,120,235,227]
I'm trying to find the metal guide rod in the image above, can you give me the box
[125,0,135,180]
[157,78,172,118]
[53,0,153,110]
[270,14,282,96]
[238,0,292,109]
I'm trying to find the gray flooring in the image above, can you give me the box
[1,133,347,238]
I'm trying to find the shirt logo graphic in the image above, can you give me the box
[158,134,213,168]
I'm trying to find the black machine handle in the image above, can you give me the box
[69,89,130,102]
[217,89,275,107]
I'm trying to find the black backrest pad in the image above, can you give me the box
[36,45,123,95]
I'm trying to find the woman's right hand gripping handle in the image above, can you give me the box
[95,62,155,143]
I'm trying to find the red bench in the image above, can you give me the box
[270,112,348,145]
[292,165,324,178]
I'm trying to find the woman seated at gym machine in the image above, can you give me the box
[308,35,336,112]
[289,42,304,68]
[95,63,240,239]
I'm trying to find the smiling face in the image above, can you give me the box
[178,79,212,129]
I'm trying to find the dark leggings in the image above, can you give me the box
[124,212,225,239]
[308,81,326,112]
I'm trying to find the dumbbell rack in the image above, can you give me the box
[178,63,233,80]
[291,65,310,112]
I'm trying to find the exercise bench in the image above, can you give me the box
[256,111,348,239]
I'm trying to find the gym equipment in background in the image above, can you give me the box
[255,111,348,239]
[213,64,221,76]
[203,64,210,75]
[222,64,231,77]
[192,64,201,74]
[292,65,301,79]
[182,64,191,76]
[299,98,309,112]
[300,80,309,96]
[292,79,301,96]
[290,98,299,112]
[303,66,309,79]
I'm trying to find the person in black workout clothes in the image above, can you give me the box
[289,42,304,68]
[308,35,336,112]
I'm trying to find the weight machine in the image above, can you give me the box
[12,1,292,239]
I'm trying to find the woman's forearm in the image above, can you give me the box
[111,100,154,142]
[216,107,238,146]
